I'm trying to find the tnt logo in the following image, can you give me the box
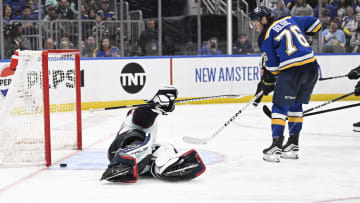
[120,63,146,94]
[0,64,14,98]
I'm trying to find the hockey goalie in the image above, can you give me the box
[100,86,206,183]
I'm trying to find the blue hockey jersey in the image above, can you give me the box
[260,16,321,75]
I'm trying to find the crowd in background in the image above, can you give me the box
[3,0,360,58]
[263,0,360,53]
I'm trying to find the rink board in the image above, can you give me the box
[1,54,360,110]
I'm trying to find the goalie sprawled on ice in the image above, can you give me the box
[100,86,206,183]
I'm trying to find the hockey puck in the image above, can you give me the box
[60,163,67,168]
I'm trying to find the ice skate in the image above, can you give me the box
[263,136,284,163]
[353,122,360,132]
[281,134,299,159]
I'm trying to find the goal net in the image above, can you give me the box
[0,50,82,167]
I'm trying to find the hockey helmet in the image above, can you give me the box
[249,6,272,29]
[249,6,272,21]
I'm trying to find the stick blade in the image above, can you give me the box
[183,136,209,145]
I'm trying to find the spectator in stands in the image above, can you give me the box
[349,12,360,52]
[82,8,96,40]
[94,37,120,57]
[6,0,25,18]
[336,0,352,19]
[290,0,314,16]
[110,26,130,56]
[201,41,210,55]
[354,0,360,13]
[28,0,44,19]
[233,33,254,55]
[98,0,114,19]
[341,6,356,51]
[80,3,88,19]
[57,0,76,19]
[16,5,36,20]
[319,7,332,29]
[59,40,71,49]
[204,37,222,55]
[322,20,346,52]
[87,8,97,20]
[44,37,55,50]
[138,19,159,56]
[91,12,107,40]
[271,0,290,18]
[42,5,58,40]
[43,5,58,21]
[82,36,97,57]
[58,33,74,49]
[3,4,14,25]
[315,0,338,19]
[16,4,37,42]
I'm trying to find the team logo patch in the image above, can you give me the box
[0,64,14,98]
[120,63,146,94]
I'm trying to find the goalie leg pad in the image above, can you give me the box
[151,144,206,181]
[103,129,154,183]
[100,152,138,183]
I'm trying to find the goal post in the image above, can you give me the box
[0,49,82,167]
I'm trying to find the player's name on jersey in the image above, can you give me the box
[272,20,291,33]
[195,66,261,83]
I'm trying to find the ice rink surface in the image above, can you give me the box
[0,101,360,203]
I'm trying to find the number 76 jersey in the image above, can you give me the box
[260,16,321,75]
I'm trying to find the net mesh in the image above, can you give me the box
[0,50,80,167]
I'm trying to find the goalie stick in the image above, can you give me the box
[90,94,241,112]
[183,91,263,145]
[318,74,348,81]
[262,91,355,119]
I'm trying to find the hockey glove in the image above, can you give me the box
[348,65,360,80]
[253,81,264,107]
[148,86,178,115]
[151,94,176,114]
[355,81,360,96]
[259,70,276,95]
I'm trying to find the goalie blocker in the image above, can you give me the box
[101,86,206,183]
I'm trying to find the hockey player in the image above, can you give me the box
[100,86,206,183]
[250,6,321,162]
[348,66,360,132]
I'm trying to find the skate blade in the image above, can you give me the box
[263,154,280,163]
[280,152,299,159]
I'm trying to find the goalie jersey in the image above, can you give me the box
[259,16,321,75]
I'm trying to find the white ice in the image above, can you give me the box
[0,101,360,203]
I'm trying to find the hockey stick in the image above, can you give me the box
[319,74,348,81]
[262,91,355,119]
[90,94,241,112]
[303,102,360,117]
[183,91,263,145]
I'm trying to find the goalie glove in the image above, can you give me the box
[148,86,178,115]
[355,81,360,96]
[260,69,276,95]
[348,65,360,80]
